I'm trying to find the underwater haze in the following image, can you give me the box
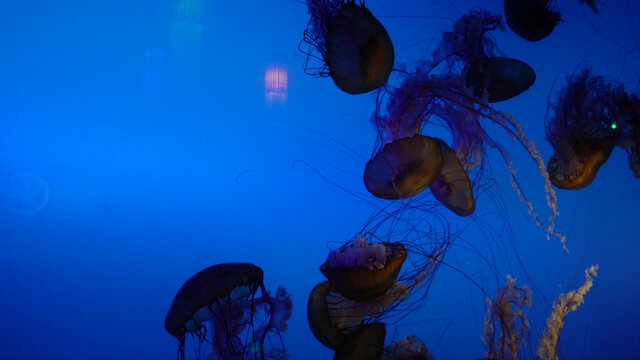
[1,0,639,359]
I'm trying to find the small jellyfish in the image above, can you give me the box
[301,0,394,94]
[545,68,633,189]
[430,139,475,217]
[433,10,536,103]
[503,0,562,41]
[165,263,292,360]
[363,135,444,200]
[322,238,408,301]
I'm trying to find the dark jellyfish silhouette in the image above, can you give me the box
[364,135,444,200]
[301,0,394,94]
[464,57,536,102]
[504,0,562,41]
[321,241,407,301]
[545,68,637,190]
[334,322,386,360]
[430,139,475,217]
[165,263,292,360]
[432,10,536,103]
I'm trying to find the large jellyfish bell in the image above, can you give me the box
[364,135,444,200]
[301,0,394,94]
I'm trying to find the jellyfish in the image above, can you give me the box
[363,135,444,200]
[503,0,562,41]
[372,64,561,244]
[308,203,453,345]
[545,68,637,190]
[300,0,394,94]
[165,263,292,360]
[432,10,535,103]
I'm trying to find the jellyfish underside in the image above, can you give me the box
[364,135,444,200]
[321,242,407,302]
[504,0,562,41]
[465,57,536,102]
[547,137,616,190]
[430,139,475,216]
[324,3,394,94]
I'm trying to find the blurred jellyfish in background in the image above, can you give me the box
[265,64,289,106]
[307,204,452,358]
[545,67,639,190]
[432,10,536,103]
[300,0,394,94]
[165,263,292,360]
[5,172,50,215]
[503,0,562,41]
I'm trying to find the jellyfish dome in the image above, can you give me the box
[165,263,292,360]
[504,0,562,41]
[432,10,536,103]
[429,139,475,217]
[545,68,634,190]
[301,0,394,94]
[464,57,536,103]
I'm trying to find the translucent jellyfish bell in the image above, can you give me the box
[302,0,394,94]
[430,139,476,217]
[364,135,444,200]
[504,0,562,41]
[464,57,536,102]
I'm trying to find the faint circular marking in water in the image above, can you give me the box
[6,172,50,215]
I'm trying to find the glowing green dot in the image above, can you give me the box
[611,123,618,129]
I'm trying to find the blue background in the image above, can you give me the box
[0,0,638,359]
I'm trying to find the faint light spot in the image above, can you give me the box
[265,64,288,106]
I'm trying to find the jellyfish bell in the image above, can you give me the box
[464,57,536,102]
[364,135,444,200]
[504,0,562,41]
[324,2,394,94]
[429,139,475,217]
[548,136,617,190]
[321,239,407,302]
[382,335,433,360]
[302,0,394,94]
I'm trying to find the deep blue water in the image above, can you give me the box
[1,0,639,359]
